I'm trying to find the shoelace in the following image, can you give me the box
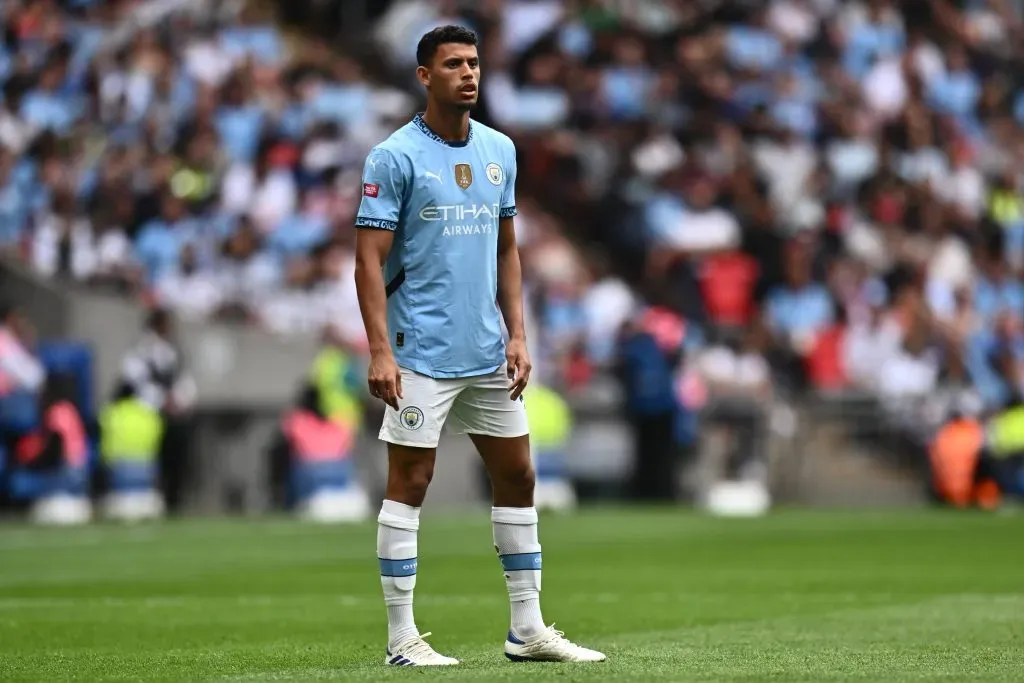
[537,624,576,648]
[399,632,440,660]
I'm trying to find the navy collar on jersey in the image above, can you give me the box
[413,112,474,148]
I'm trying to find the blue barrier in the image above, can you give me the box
[290,459,354,502]
[2,340,97,501]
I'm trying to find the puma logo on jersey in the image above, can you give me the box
[424,169,443,184]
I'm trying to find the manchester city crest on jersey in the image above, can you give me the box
[486,163,503,185]
[454,163,473,190]
[400,406,424,430]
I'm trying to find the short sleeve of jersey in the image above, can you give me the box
[355,147,406,231]
[499,143,517,219]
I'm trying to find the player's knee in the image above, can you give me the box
[391,460,434,504]
[497,458,535,498]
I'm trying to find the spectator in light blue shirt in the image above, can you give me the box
[268,188,330,259]
[765,243,834,356]
[1013,91,1024,126]
[964,312,1024,409]
[21,57,82,135]
[771,73,818,139]
[216,76,265,164]
[725,9,783,72]
[842,2,905,78]
[973,255,1024,327]
[601,36,655,121]
[134,193,202,283]
[310,81,371,129]
[927,45,981,120]
[219,4,284,66]
[0,152,30,247]
[278,77,313,141]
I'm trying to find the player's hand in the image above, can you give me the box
[367,351,403,411]
[505,338,532,402]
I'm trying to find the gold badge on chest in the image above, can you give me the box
[454,163,473,190]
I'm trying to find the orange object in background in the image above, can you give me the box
[974,479,1002,510]
[929,418,985,508]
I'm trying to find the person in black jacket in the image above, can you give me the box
[119,309,197,513]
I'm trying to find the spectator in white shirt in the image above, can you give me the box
[697,323,773,400]
[217,217,281,320]
[31,190,97,281]
[154,243,225,322]
[0,303,46,440]
[652,174,741,256]
[220,143,297,232]
[0,303,45,397]
[695,322,774,482]
[257,253,325,335]
[878,314,940,402]
[314,240,366,350]
[87,190,142,292]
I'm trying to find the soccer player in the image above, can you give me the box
[353,26,606,667]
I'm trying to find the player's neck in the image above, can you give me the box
[422,104,470,144]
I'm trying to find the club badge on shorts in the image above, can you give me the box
[455,163,473,190]
[486,163,503,185]
[400,406,424,430]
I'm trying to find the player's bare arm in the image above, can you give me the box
[354,227,402,411]
[497,215,531,401]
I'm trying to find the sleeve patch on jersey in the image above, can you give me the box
[355,216,397,231]
[499,207,518,218]
[363,183,380,197]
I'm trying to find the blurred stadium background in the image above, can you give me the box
[4,0,1024,519]
[3,0,1024,679]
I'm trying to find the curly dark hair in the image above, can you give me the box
[416,25,478,67]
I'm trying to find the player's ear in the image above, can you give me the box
[415,65,430,89]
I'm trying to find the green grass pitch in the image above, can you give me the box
[1,508,1023,681]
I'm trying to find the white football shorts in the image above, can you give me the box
[379,363,530,448]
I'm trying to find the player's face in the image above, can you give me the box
[419,43,480,111]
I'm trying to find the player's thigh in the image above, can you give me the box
[448,364,530,441]
[379,368,460,449]
[449,366,532,492]
[468,429,534,507]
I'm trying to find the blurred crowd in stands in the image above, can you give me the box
[3,0,1024,514]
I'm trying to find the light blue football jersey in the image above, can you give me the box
[355,113,517,379]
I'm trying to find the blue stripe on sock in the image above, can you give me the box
[499,552,541,571]
[379,557,417,577]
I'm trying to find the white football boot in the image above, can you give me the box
[384,633,459,666]
[504,625,606,662]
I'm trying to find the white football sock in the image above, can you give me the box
[377,499,420,647]
[492,506,546,638]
